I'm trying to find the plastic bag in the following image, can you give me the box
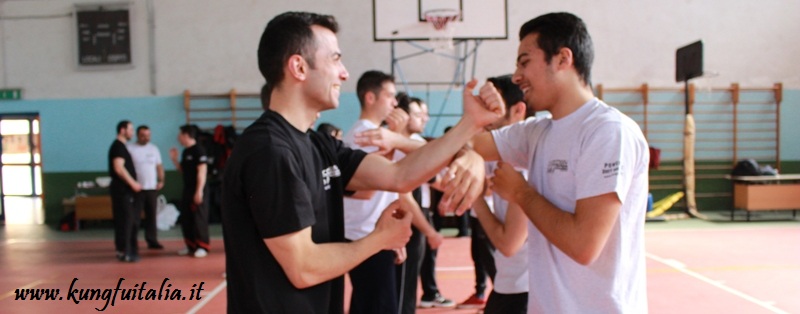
[156,195,180,231]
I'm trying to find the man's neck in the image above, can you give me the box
[358,112,384,127]
[270,87,318,132]
[550,83,595,120]
[116,134,127,143]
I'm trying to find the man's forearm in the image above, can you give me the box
[266,229,387,289]
[513,187,620,265]
[401,193,437,238]
[392,120,483,190]
[113,159,138,189]
[473,197,526,257]
[393,136,425,154]
[196,169,206,195]
[157,164,165,183]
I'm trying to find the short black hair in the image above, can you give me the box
[356,70,395,107]
[179,124,198,140]
[316,122,341,136]
[487,75,524,110]
[136,125,150,133]
[519,12,594,86]
[257,12,339,107]
[116,120,131,134]
[395,92,413,113]
[260,83,271,109]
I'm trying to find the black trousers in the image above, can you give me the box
[397,223,425,314]
[470,216,496,297]
[111,189,140,256]
[349,249,398,314]
[135,190,159,245]
[180,192,209,251]
[485,291,528,314]
[420,206,442,300]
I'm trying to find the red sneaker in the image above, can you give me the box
[457,294,486,309]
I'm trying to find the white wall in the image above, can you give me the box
[1,0,799,99]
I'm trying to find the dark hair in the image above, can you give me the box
[257,12,339,107]
[356,70,395,107]
[395,92,412,113]
[260,83,271,109]
[519,12,594,86]
[136,125,150,133]
[487,75,524,111]
[179,124,198,140]
[116,120,131,134]
[317,122,341,136]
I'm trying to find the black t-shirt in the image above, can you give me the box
[221,110,367,314]
[180,144,208,194]
[108,139,136,193]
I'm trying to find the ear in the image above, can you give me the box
[286,54,308,81]
[555,47,574,69]
[364,90,377,106]
[511,101,527,120]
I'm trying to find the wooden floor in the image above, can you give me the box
[1,215,798,313]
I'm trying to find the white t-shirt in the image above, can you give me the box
[342,120,399,241]
[410,133,431,208]
[126,142,163,190]
[485,161,528,295]
[492,98,650,313]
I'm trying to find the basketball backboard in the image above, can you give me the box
[676,40,703,82]
[373,0,508,41]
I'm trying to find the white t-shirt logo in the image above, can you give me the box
[322,165,341,190]
[547,160,568,173]
[602,161,621,178]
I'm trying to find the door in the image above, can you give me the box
[0,114,44,224]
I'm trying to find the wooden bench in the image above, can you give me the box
[73,195,113,229]
[727,174,800,221]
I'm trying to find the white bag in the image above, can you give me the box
[156,195,180,231]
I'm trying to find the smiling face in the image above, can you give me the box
[512,33,558,113]
[304,25,349,111]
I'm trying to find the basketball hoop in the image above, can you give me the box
[423,9,460,51]
[424,9,460,30]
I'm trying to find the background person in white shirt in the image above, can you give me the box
[128,125,165,249]
[342,70,406,314]
[470,75,531,314]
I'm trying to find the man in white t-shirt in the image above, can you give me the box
[470,75,531,314]
[470,13,650,313]
[127,125,165,249]
[343,70,412,314]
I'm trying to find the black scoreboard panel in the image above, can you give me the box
[76,9,130,66]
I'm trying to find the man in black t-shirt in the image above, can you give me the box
[221,12,506,313]
[108,120,142,262]
[169,125,210,258]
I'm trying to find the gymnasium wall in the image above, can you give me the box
[1,0,799,224]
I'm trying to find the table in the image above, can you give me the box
[727,174,800,221]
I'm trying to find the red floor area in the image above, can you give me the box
[1,223,798,313]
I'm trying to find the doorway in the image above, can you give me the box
[0,114,43,224]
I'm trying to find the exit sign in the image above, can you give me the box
[0,89,22,100]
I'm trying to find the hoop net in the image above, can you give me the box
[424,9,460,51]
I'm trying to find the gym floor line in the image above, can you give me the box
[1,217,798,313]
